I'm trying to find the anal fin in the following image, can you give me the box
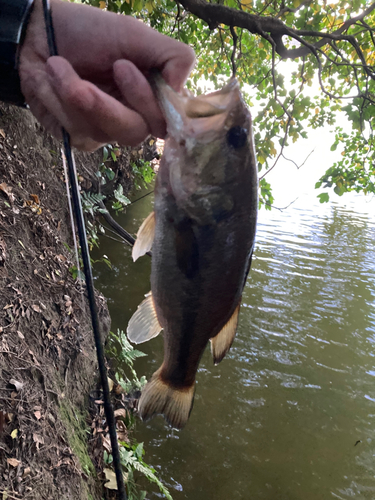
[210,304,240,365]
[127,292,162,344]
[132,211,155,262]
[138,368,195,429]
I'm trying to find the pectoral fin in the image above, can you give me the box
[210,304,240,365]
[132,211,155,262]
[127,292,162,344]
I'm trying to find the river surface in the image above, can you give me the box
[93,189,375,500]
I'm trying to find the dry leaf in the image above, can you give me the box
[29,350,39,365]
[30,194,40,204]
[102,435,112,454]
[108,378,114,392]
[0,183,12,199]
[104,469,118,490]
[114,408,127,419]
[7,458,20,468]
[17,331,24,340]
[34,411,42,420]
[117,420,128,442]
[33,433,44,449]
[31,304,41,313]
[0,128,5,138]
[10,429,18,439]
[23,467,31,477]
[99,1,106,9]
[9,379,24,391]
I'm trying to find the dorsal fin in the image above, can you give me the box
[127,292,162,344]
[210,304,240,365]
[132,211,155,262]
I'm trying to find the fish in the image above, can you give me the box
[127,75,258,429]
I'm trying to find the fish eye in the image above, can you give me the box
[226,126,248,149]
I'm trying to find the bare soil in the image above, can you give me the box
[0,103,137,500]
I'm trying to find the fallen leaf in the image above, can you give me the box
[0,183,12,199]
[3,304,12,310]
[10,429,18,439]
[102,436,112,454]
[32,433,44,449]
[23,467,31,477]
[7,458,20,468]
[9,379,24,391]
[47,413,55,424]
[117,420,128,442]
[34,411,42,420]
[0,128,5,138]
[30,194,40,204]
[17,331,24,340]
[28,350,39,365]
[31,304,41,313]
[104,469,118,490]
[114,408,127,419]
[108,378,114,392]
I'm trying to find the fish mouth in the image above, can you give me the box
[151,73,244,142]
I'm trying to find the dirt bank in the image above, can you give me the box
[0,103,129,500]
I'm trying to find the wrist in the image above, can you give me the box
[0,0,35,106]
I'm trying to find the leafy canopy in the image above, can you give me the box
[85,0,375,207]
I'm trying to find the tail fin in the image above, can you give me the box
[138,368,195,429]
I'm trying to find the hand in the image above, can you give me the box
[19,0,195,151]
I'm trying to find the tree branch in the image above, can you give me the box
[176,0,375,61]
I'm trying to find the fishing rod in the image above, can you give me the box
[41,2,127,498]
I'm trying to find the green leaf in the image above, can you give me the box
[114,185,131,206]
[105,167,115,180]
[317,192,329,203]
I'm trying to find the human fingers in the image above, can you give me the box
[114,60,166,139]
[115,16,196,92]
[49,2,195,91]
[26,56,149,151]
[47,57,151,147]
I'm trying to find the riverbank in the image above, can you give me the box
[0,103,121,499]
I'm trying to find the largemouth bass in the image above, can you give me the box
[127,76,258,429]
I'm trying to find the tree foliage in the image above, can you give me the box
[85,0,375,206]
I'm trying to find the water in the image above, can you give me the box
[93,190,375,500]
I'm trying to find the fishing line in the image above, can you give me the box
[61,149,86,312]
[41,1,127,498]
[230,26,238,77]
[130,189,155,205]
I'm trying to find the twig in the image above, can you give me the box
[265,197,299,211]
[281,148,315,169]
